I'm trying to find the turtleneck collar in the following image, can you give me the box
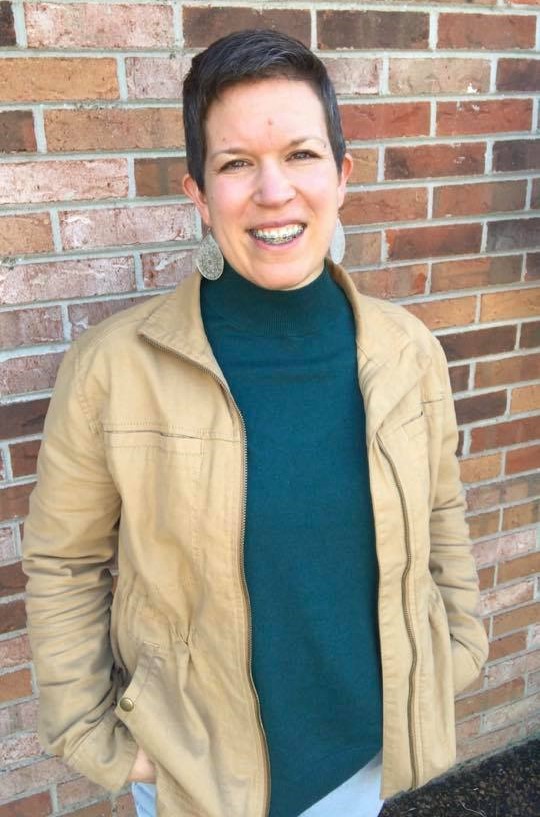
[200,258,343,337]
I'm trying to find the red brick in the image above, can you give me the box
[60,205,195,251]
[405,296,476,330]
[135,158,186,197]
[503,499,539,530]
[385,142,485,181]
[475,353,540,388]
[480,288,540,321]
[478,566,495,591]
[454,677,524,720]
[511,385,540,413]
[114,793,136,817]
[0,528,18,563]
[10,441,41,480]
[473,529,536,567]
[26,3,173,48]
[437,100,533,137]
[0,484,34,523]
[455,716,481,742]
[342,188,427,226]
[468,474,540,512]
[0,669,32,704]
[467,510,500,539]
[532,179,540,212]
[471,415,539,453]
[520,320,539,348]
[450,363,473,391]
[57,777,108,809]
[0,634,30,668]
[0,562,26,598]
[499,552,540,584]
[0,112,36,153]
[455,391,506,426]
[438,325,516,362]
[0,215,53,256]
[184,7,310,48]
[457,723,522,763]
[141,252,193,289]
[350,264,427,299]
[126,56,191,100]
[0,756,76,801]
[324,58,380,96]
[0,160,128,206]
[434,180,526,218]
[342,233,381,269]
[318,10,428,49]
[387,224,482,261]
[341,102,430,141]
[0,58,118,103]
[438,13,535,49]
[431,256,522,292]
[0,353,64,396]
[0,732,43,767]
[69,298,148,340]
[0,258,135,306]
[489,631,528,662]
[0,400,49,441]
[0,700,38,739]
[497,58,540,92]
[389,58,490,94]
[506,444,540,475]
[45,109,184,152]
[494,602,540,637]
[0,792,51,817]
[493,139,540,173]
[0,600,26,635]
[480,578,534,616]
[0,308,63,350]
[460,453,501,484]
[487,218,540,252]
[347,149,378,185]
[483,690,540,731]
[0,1,15,46]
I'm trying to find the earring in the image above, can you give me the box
[195,232,224,280]
[329,218,345,265]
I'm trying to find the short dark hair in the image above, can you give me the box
[182,29,346,192]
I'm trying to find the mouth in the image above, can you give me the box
[248,223,306,246]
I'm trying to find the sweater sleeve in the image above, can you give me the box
[22,344,138,791]
[427,336,489,696]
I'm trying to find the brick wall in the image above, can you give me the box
[0,1,539,814]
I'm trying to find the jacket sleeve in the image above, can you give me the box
[428,337,489,696]
[22,343,138,791]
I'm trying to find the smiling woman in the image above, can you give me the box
[22,27,488,817]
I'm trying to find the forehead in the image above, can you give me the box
[204,78,328,151]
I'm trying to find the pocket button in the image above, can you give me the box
[119,696,135,712]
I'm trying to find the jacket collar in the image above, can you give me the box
[138,261,431,443]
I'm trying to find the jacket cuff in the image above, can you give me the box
[66,710,139,793]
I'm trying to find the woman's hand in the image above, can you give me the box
[129,746,156,783]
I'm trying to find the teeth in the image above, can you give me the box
[251,224,305,244]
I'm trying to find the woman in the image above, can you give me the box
[22,29,488,817]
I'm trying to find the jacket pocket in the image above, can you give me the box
[418,582,456,782]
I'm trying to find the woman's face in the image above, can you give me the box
[183,78,352,290]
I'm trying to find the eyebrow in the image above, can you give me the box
[209,136,327,161]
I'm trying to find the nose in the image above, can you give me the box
[252,160,295,207]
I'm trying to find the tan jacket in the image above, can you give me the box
[23,262,488,817]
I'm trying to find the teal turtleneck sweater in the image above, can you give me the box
[200,260,382,817]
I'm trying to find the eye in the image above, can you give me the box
[219,159,249,172]
[288,150,319,161]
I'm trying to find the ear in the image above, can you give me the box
[337,152,353,209]
[182,174,211,227]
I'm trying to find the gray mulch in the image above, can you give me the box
[380,738,540,817]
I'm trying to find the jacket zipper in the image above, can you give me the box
[377,435,419,790]
[142,337,271,817]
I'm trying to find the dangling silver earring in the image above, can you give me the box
[195,232,224,280]
[329,218,345,265]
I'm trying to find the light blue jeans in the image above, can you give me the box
[132,750,384,817]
